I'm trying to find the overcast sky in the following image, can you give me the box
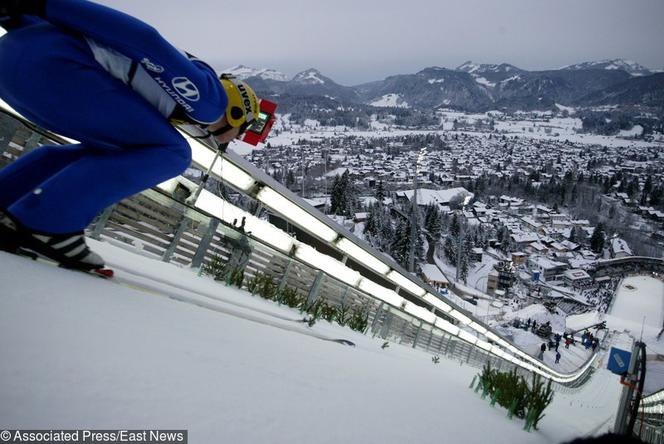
[97,0,664,86]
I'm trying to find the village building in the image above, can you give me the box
[486,261,516,296]
[611,238,633,258]
[395,187,474,209]
[563,269,593,289]
[528,256,569,282]
[420,264,450,291]
[511,252,527,266]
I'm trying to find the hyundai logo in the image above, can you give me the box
[172,77,200,101]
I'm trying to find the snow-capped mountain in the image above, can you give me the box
[224,60,663,113]
[561,59,652,77]
[244,67,360,105]
[358,65,637,112]
[456,61,522,75]
[577,73,664,108]
[454,62,525,95]
[286,68,360,102]
[223,64,289,81]
[291,68,331,85]
[358,67,493,111]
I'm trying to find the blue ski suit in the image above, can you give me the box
[0,0,228,234]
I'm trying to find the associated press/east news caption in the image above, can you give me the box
[0,430,187,443]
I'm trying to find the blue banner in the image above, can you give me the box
[608,347,632,375]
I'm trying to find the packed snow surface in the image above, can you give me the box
[0,239,627,443]
[567,276,664,394]
[610,275,664,333]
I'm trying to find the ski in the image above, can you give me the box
[14,247,115,279]
[88,267,115,279]
[105,262,356,346]
[4,246,353,346]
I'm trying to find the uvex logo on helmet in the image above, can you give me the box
[237,83,254,119]
[219,74,259,127]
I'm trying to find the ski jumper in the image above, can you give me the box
[0,0,228,234]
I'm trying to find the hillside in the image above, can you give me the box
[230,60,662,113]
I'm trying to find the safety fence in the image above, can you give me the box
[631,387,664,443]
[634,417,664,444]
[90,187,525,375]
[91,186,605,393]
[0,105,600,390]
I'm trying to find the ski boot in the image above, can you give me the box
[0,210,21,253]
[0,210,105,271]
[20,231,106,271]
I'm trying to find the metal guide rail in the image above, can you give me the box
[0,102,599,386]
[635,388,664,443]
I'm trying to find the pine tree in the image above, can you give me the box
[424,203,442,239]
[498,226,512,252]
[568,226,579,243]
[459,241,470,283]
[443,236,456,265]
[650,186,663,207]
[627,177,640,198]
[390,220,411,268]
[379,214,395,252]
[340,170,351,214]
[450,213,460,239]
[363,203,379,237]
[330,170,357,216]
[590,223,606,254]
[643,176,653,196]
[330,175,344,215]
[375,180,386,204]
[286,169,296,188]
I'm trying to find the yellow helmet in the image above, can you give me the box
[219,74,260,128]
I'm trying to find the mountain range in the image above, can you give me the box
[224,59,664,113]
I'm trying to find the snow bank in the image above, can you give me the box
[0,250,535,444]
[0,240,623,443]
[566,311,604,333]
[611,276,664,331]
[619,125,644,138]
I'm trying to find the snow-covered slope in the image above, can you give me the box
[561,59,652,77]
[369,93,410,108]
[224,64,289,81]
[292,68,330,85]
[0,240,622,443]
[456,61,522,75]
